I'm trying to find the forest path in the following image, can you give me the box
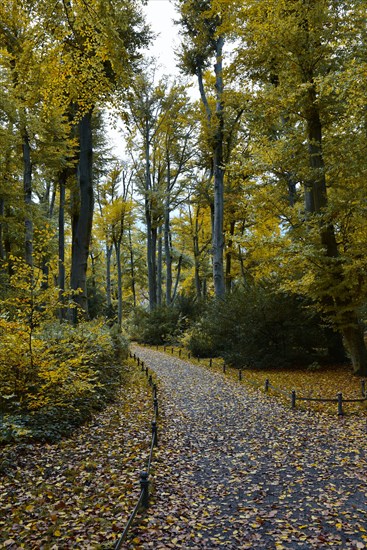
[128,345,367,550]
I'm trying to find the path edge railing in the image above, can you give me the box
[114,353,158,550]
[154,344,367,417]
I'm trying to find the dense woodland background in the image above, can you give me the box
[1,0,367,440]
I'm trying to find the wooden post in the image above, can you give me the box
[239,370,242,381]
[140,472,149,508]
[265,379,269,392]
[152,420,158,446]
[291,390,296,409]
[209,358,212,367]
[337,392,343,416]
[223,363,226,373]
[179,349,182,358]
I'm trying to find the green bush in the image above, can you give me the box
[173,293,207,325]
[129,293,207,346]
[129,305,183,345]
[189,285,328,369]
[186,323,216,358]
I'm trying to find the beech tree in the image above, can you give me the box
[96,164,133,326]
[176,0,246,298]
[125,69,196,309]
[231,0,367,374]
[176,0,227,297]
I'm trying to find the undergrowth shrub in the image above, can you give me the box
[188,285,328,368]
[0,319,129,443]
[129,293,206,345]
[129,305,183,345]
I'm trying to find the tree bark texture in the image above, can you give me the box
[70,109,94,320]
[212,36,226,298]
[114,239,123,327]
[128,227,136,308]
[145,123,158,310]
[58,170,67,319]
[225,220,235,293]
[105,243,113,317]
[341,319,367,376]
[23,130,33,267]
[164,197,172,305]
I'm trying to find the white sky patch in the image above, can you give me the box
[144,0,181,76]
[107,0,195,160]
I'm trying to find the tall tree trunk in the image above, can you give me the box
[164,197,172,305]
[238,244,247,286]
[212,36,226,298]
[128,226,136,308]
[0,198,4,261]
[192,210,202,300]
[342,319,367,375]
[157,225,163,306]
[1,123,13,263]
[58,170,67,319]
[225,220,235,293]
[197,60,224,298]
[114,239,123,327]
[70,109,94,322]
[305,86,366,374]
[105,243,113,318]
[146,212,157,310]
[172,255,183,304]
[41,182,56,291]
[23,130,33,267]
[144,123,157,310]
[89,252,97,316]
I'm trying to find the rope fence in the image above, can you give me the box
[155,345,367,417]
[114,353,159,550]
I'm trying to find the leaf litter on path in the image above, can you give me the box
[126,346,367,550]
[1,349,366,549]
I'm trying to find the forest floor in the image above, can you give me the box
[0,365,154,549]
[0,347,366,549]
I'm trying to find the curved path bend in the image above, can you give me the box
[128,345,366,550]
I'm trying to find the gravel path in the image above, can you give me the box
[127,346,367,550]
